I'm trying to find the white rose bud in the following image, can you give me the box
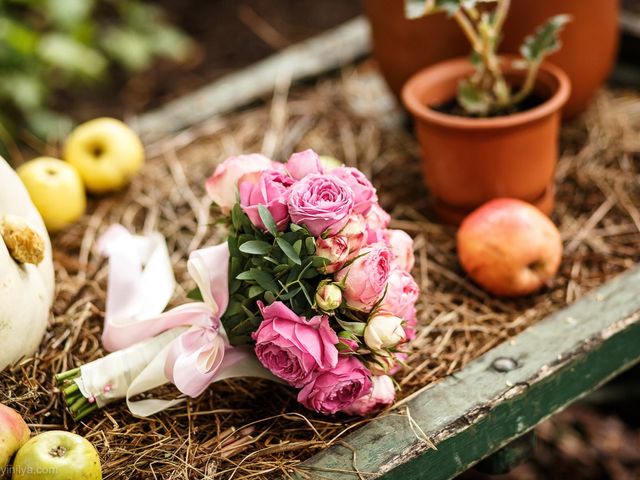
[364,314,406,351]
[315,282,343,312]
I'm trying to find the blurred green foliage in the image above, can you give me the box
[0,0,194,138]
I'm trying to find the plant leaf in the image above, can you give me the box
[276,237,301,265]
[239,240,271,255]
[336,318,366,337]
[520,14,571,63]
[257,204,278,236]
[250,268,279,293]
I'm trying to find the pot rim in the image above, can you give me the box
[401,55,571,130]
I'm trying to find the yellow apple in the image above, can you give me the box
[17,158,86,232]
[64,117,144,194]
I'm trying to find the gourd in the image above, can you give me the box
[0,157,54,371]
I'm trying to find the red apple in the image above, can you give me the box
[457,198,562,297]
[0,403,30,471]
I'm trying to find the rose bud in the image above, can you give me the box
[364,313,407,352]
[205,153,277,213]
[239,170,294,232]
[384,229,415,272]
[341,214,367,255]
[315,282,343,312]
[342,375,396,416]
[337,333,360,353]
[367,352,398,375]
[286,149,325,180]
[335,243,392,312]
[0,404,30,471]
[315,235,349,273]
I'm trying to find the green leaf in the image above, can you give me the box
[231,204,243,231]
[239,240,271,255]
[258,205,278,236]
[248,285,265,298]
[187,287,203,301]
[336,318,366,337]
[457,79,491,115]
[520,14,571,63]
[37,33,107,78]
[235,271,255,281]
[304,237,316,255]
[250,268,279,293]
[276,237,301,265]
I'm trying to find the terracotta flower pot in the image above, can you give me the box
[364,0,619,118]
[402,57,570,225]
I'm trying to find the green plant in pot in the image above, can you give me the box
[401,0,571,225]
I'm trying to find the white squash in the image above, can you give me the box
[0,157,54,371]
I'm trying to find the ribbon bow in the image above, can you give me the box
[77,225,272,416]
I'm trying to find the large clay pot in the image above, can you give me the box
[402,57,570,224]
[364,0,619,118]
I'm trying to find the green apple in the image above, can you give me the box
[64,117,144,194]
[0,404,30,473]
[11,431,101,480]
[17,157,86,232]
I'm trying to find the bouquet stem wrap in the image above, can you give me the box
[57,225,273,418]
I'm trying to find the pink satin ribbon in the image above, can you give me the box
[97,224,254,398]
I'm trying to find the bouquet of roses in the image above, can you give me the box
[57,149,419,419]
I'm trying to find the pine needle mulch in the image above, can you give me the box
[2,64,640,479]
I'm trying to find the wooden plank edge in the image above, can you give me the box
[294,266,640,479]
[132,16,370,142]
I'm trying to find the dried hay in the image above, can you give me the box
[2,63,640,479]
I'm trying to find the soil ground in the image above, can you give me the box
[59,0,362,121]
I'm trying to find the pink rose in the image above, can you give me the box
[404,306,418,341]
[297,356,372,415]
[315,235,349,273]
[288,174,354,237]
[335,243,392,311]
[206,154,276,213]
[252,301,338,387]
[384,229,415,271]
[378,268,419,320]
[331,167,378,215]
[340,214,367,255]
[365,204,391,244]
[342,375,395,416]
[286,149,325,180]
[239,170,294,232]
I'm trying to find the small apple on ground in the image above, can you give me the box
[11,431,101,480]
[457,198,562,297]
[0,404,30,473]
[64,117,144,194]
[17,158,86,232]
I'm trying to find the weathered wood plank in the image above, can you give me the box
[134,17,370,142]
[297,266,640,479]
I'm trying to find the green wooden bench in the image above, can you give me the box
[295,266,640,479]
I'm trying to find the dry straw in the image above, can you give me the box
[1,65,639,479]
